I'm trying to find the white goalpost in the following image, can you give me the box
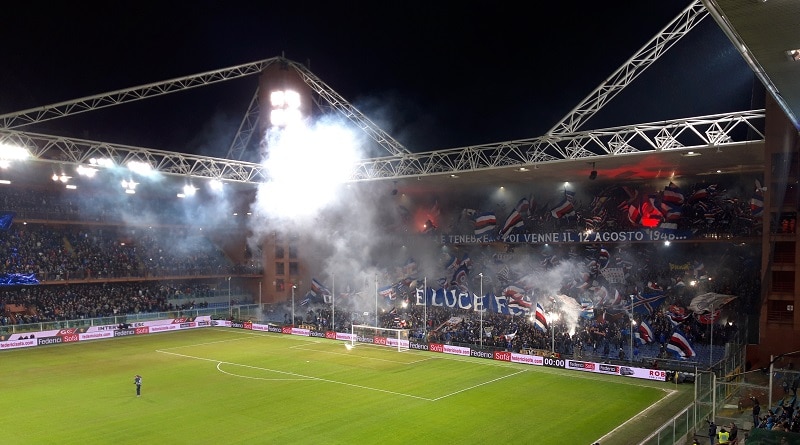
[350,324,410,352]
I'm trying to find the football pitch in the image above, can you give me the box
[0,328,691,444]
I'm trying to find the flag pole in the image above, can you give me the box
[375,275,379,327]
[423,277,427,339]
[332,274,335,333]
[709,302,714,369]
[630,294,634,362]
[479,273,483,349]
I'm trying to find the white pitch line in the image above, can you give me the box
[159,333,667,391]
[216,362,311,381]
[157,349,434,401]
[289,344,435,365]
[158,332,660,405]
[592,387,678,445]
[431,369,528,401]
[158,336,254,351]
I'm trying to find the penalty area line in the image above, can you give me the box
[289,344,434,365]
[156,349,434,401]
[593,387,678,444]
[216,362,311,381]
[431,369,528,401]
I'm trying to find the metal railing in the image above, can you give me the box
[641,403,705,445]
[0,304,262,336]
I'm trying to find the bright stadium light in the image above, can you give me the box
[127,160,153,175]
[121,179,138,194]
[255,122,361,219]
[182,184,197,196]
[269,89,303,127]
[209,179,224,192]
[76,165,98,177]
[0,142,31,161]
[89,157,114,168]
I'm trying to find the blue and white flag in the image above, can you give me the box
[533,303,547,332]
[638,320,655,344]
[667,330,696,359]
[473,212,497,236]
[0,211,14,231]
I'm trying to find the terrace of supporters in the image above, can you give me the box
[1,183,751,372]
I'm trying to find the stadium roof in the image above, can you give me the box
[1,1,795,192]
[705,0,800,130]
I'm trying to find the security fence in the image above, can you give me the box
[642,319,750,444]
[0,304,262,336]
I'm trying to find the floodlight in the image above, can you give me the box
[284,90,301,108]
[121,179,138,194]
[270,109,287,127]
[76,165,98,177]
[183,184,197,196]
[269,89,303,127]
[127,160,153,175]
[284,108,302,125]
[89,158,114,168]
[209,179,224,191]
[270,90,286,107]
[0,143,30,160]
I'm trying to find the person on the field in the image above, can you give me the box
[134,374,142,397]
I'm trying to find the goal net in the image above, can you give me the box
[350,324,410,352]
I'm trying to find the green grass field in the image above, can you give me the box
[0,328,691,444]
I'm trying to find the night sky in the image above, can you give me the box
[1,1,756,158]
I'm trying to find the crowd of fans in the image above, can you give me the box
[0,282,218,326]
[1,187,197,225]
[275,290,741,369]
[751,387,800,435]
[0,180,754,368]
[0,186,260,328]
[0,223,261,281]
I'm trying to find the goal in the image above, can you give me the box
[350,324,410,352]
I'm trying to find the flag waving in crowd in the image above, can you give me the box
[534,302,548,332]
[667,330,696,359]
[638,320,654,344]
[499,197,530,241]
